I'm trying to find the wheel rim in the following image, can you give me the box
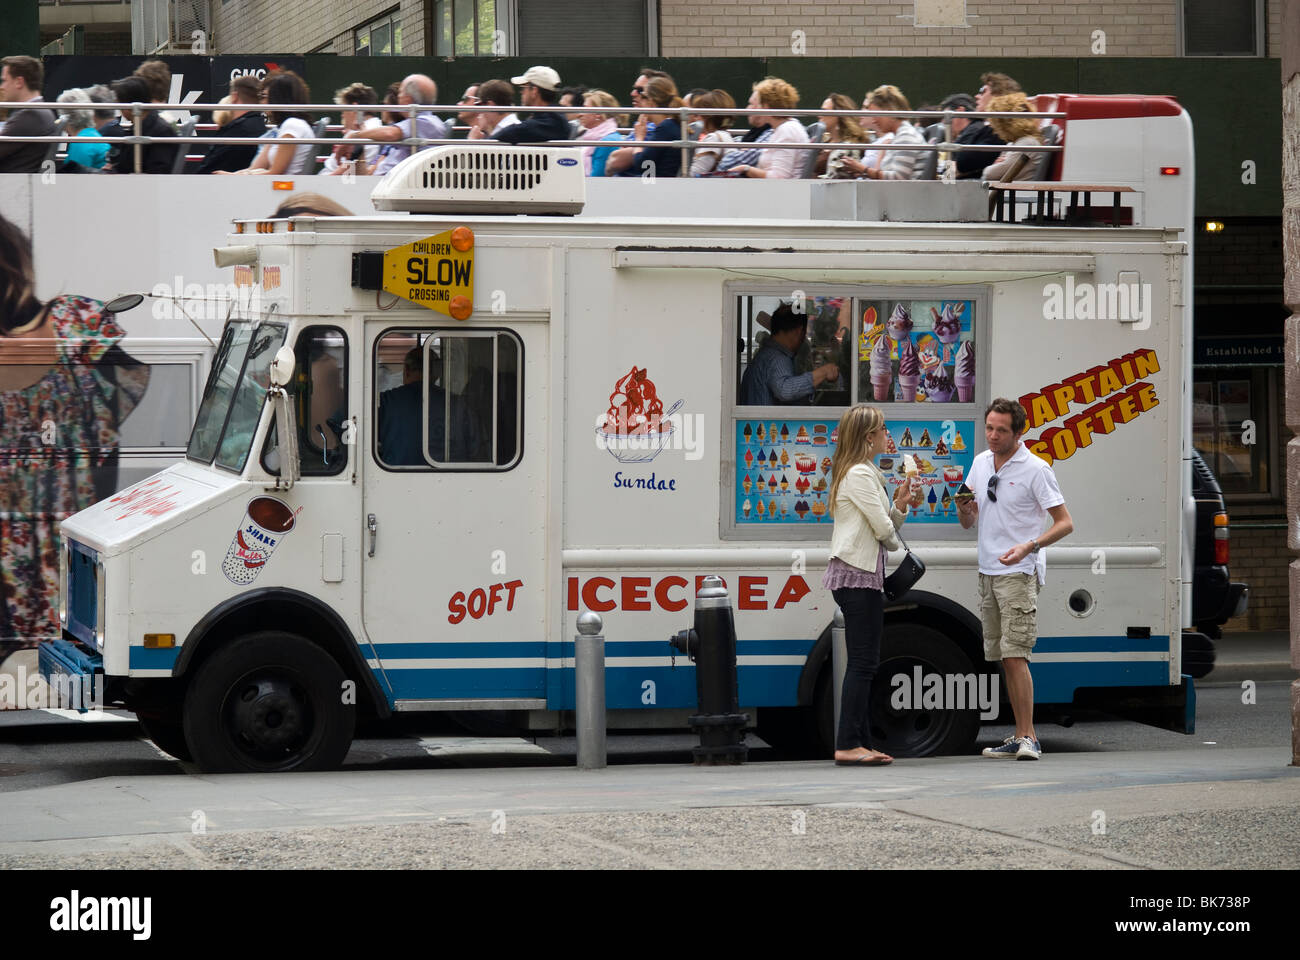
[868,655,964,757]
[219,669,317,769]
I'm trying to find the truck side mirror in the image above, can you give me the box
[269,345,296,387]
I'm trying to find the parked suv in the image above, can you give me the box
[1185,450,1249,677]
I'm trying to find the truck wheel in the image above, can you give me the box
[815,622,983,758]
[138,713,192,761]
[183,632,355,773]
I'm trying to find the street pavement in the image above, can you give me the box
[0,633,1295,869]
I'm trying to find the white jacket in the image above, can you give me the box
[828,461,905,570]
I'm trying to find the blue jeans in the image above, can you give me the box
[831,586,884,752]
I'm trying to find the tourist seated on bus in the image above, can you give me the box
[981,92,1045,182]
[217,70,314,177]
[104,75,178,175]
[609,75,686,179]
[576,90,626,176]
[54,88,110,173]
[844,85,925,181]
[194,76,267,174]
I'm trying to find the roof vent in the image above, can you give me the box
[371,145,586,215]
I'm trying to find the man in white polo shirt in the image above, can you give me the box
[957,398,1073,760]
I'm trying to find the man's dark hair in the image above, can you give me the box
[2,55,42,91]
[986,397,1027,435]
[111,75,153,108]
[559,85,588,104]
[477,78,514,107]
[940,92,976,112]
[229,75,262,104]
[769,303,807,337]
[533,85,560,105]
[979,72,1021,96]
[261,69,311,122]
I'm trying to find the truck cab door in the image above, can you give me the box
[361,322,547,705]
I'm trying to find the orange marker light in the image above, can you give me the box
[451,226,475,252]
[1159,166,1180,176]
[449,294,472,320]
[143,633,176,648]
[272,180,295,190]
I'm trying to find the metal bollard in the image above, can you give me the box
[575,610,606,770]
[668,575,749,764]
[831,607,846,746]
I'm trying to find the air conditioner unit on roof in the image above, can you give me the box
[371,145,587,215]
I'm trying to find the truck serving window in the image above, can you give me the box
[374,328,522,471]
[261,326,349,477]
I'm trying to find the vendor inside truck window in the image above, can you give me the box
[737,298,849,406]
[373,329,521,470]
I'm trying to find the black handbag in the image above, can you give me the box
[883,518,926,602]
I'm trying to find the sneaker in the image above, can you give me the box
[1016,737,1042,761]
[981,736,1022,758]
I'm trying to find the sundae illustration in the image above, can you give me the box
[223,497,298,585]
[923,367,956,403]
[899,427,914,448]
[884,431,897,455]
[795,500,810,520]
[898,339,920,402]
[952,430,966,451]
[886,303,913,343]
[796,425,810,444]
[955,340,976,402]
[933,438,949,456]
[931,302,965,352]
[599,366,680,464]
[795,453,818,475]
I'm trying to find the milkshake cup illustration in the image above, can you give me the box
[223,496,298,585]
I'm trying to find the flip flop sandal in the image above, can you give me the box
[835,753,892,766]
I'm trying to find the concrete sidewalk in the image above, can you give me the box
[1206,631,1293,683]
[0,745,1295,869]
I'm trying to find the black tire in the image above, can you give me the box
[816,622,984,758]
[138,713,192,761]
[183,631,355,773]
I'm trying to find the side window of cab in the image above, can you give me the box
[261,326,348,476]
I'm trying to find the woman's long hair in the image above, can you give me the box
[0,215,42,334]
[643,75,683,111]
[824,92,867,143]
[828,404,884,518]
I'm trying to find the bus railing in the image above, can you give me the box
[1,100,1065,176]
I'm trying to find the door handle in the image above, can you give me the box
[367,514,377,557]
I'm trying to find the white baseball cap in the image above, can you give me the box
[511,66,561,92]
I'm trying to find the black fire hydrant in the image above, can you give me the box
[668,575,749,765]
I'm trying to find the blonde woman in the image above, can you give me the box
[815,92,869,179]
[824,404,921,765]
[577,89,626,176]
[981,91,1045,182]
[842,84,926,181]
[729,76,808,179]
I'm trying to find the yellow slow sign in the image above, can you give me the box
[382,227,474,319]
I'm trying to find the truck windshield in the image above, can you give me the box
[187,321,287,471]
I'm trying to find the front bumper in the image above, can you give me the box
[38,636,103,712]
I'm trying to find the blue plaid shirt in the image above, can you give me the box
[740,340,814,405]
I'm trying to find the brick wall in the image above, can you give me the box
[1225,524,1289,630]
[660,1,1282,59]
[214,0,428,56]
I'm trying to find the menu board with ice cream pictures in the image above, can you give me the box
[859,298,976,406]
[735,419,840,526]
[876,419,976,525]
[734,417,975,528]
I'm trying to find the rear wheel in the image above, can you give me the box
[816,621,984,758]
[183,632,355,773]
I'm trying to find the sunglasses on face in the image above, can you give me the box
[986,474,999,503]
[632,86,646,94]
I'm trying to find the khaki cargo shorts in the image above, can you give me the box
[978,572,1039,661]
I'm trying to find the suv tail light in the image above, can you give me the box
[1213,512,1229,565]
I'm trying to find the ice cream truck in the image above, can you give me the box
[43,95,1203,772]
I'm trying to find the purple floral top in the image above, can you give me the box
[822,548,886,592]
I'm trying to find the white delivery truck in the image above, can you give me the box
[43,95,1203,772]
